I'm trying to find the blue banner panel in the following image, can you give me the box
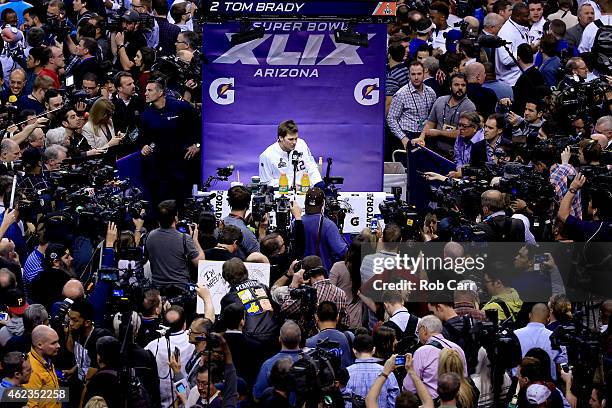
[202,22,387,191]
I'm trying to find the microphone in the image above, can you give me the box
[477,35,511,48]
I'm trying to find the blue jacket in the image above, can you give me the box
[299,214,348,271]
[0,0,33,26]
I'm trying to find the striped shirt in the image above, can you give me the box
[23,248,44,302]
[386,62,409,96]
[387,82,437,139]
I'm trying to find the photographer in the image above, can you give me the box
[476,190,525,242]
[281,255,349,329]
[558,173,612,241]
[145,199,204,293]
[112,10,147,71]
[299,187,348,271]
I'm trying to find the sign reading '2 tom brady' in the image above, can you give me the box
[202,0,396,20]
[202,22,387,191]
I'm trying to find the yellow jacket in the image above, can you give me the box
[25,348,61,408]
[482,288,523,321]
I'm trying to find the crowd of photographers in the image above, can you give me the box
[0,0,609,406]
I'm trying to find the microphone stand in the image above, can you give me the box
[291,151,302,193]
[501,43,525,75]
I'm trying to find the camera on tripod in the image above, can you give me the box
[379,187,420,240]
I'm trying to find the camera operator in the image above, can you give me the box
[42,145,68,172]
[281,256,349,329]
[220,258,279,350]
[63,299,112,383]
[112,10,147,71]
[499,98,545,143]
[145,199,204,293]
[0,138,21,175]
[482,261,524,321]
[252,320,302,401]
[258,119,323,189]
[111,71,144,134]
[558,173,612,241]
[144,305,195,408]
[139,79,200,204]
[298,187,348,271]
[594,115,612,150]
[475,190,526,242]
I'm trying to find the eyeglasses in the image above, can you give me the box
[458,123,475,129]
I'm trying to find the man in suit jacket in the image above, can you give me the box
[476,190,525,242]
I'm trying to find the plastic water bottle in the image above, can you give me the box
[279,172,289,194]
[300,172,310,194]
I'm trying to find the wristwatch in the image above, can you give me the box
[569,188,578,194]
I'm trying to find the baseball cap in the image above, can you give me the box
[415,18,435,34]
[304,187,325,214]
[122,9,140,22]
[445,29,463,53]
[5,288,29,315]
[526,384,551,405]
[45,242,70,264]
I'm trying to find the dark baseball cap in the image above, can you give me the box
[122,9,140,22]
[305,187,325,214]
[5,288,28,315]
[45,243,70,264]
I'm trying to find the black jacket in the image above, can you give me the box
[476,214,526,242]
[30,267,75,312]
[469,137,512,168]
[220,280,280,345]
[224,331,265,387]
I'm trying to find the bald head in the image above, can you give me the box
[245,252,270,264]
[279,320,301,350]
[444,241,465,258]
[32,324,57,347]
[62,279,84,300]
[464,16,479,33]
[481,190,504,213]
[530,303,550,323]
[465,62,485,84]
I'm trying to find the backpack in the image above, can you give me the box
[592,19,612,75]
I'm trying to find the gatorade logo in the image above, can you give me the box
[209,77,235,105]
[354,78,380,106]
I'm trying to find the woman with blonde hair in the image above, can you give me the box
[438,348,479,408]
[81,98,124,149]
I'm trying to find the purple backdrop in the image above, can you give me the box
[202,22,387,191]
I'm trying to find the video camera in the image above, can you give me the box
[290,338,340,406]
[555,77,611,123]
[44,15,72,42]
[379,187,420,241]
[151,51,203,88]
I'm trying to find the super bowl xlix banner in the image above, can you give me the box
[202,22,387,191]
